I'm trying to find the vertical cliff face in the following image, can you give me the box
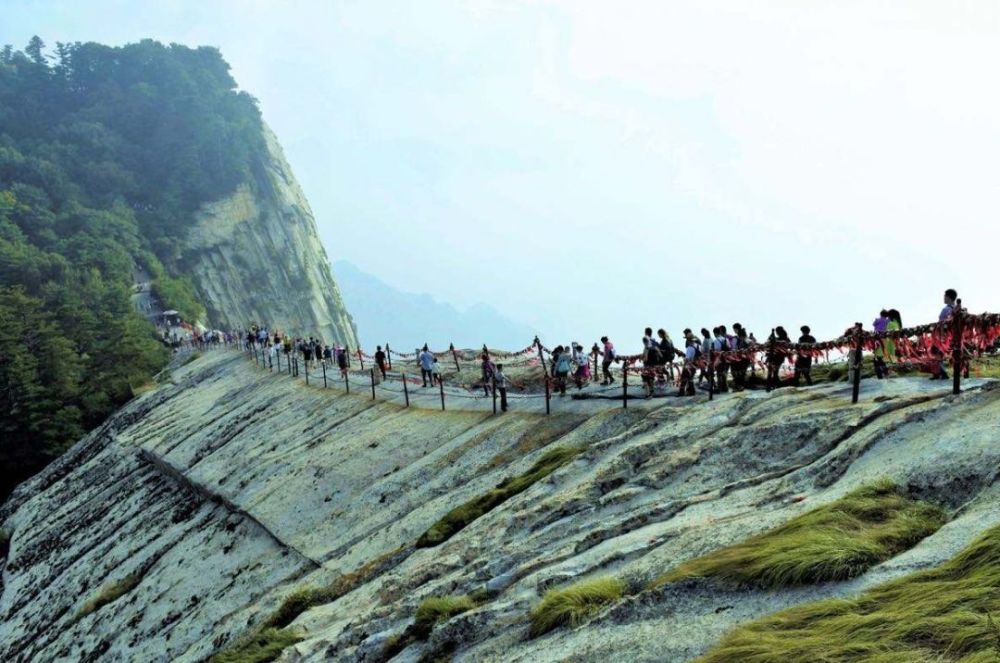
[181,124,358,346]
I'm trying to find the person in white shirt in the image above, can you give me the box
[495,363,511,411]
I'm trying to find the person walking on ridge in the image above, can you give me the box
[552,345,571,396]
[677,330,699,397]
[480,352,496,395]
[375,345,387,379]
[600,336,616,385]
[419,345,434,387]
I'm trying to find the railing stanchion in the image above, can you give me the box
[403,373,410,407]
[371,368,376,400]
[851,323,863,404]
[439,377,446,411]
[953,298,964,395]
[451,343,461,372]
[322,360,327,388]
[305,360,309,386]
[708,345,715,401]
[544,375,551,415]
[345,368,350,394]
[492,375,497,414]
[535,336,548,374]
[358,349,365,371]
[622,364,629,409]
[386,343,393,370]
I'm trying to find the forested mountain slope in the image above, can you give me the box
[0,38,355,498]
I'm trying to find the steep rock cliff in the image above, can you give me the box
[2,352,1000,662]
[182,125,357,346]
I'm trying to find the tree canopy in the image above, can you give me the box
[0,37,267,498]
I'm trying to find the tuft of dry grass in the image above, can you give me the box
[529,576,627,638]
[209,628,302,663]
[650,480,946,590]
[698,523,1000,662]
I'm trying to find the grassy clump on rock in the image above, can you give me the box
[414,595,477,637]
[0,529,8,558]
[698,523,1000,662]
[417,445,585,548]
[529,576,627,637]
[78,572,144,618]
[209,628,302,663]
[652,480,947,590]
[381,594,479,659]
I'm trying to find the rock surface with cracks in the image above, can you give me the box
[1,351,998,662]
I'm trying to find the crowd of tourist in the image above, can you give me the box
[227,289,964,411]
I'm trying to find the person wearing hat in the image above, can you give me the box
[677,329,699,397]
[793,325,816,386]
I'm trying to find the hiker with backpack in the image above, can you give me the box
[552,345,572,396]
[641,332,661,398]
[657,329,676,381]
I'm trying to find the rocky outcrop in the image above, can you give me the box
[2,352,1000,662]
[181,124,357,345]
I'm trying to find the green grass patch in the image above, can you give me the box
[382,594,479,660]
[209,628,302,663]
[652,480,947,590]
[417,445,585,548]
[529,576,627,637]
[698,523,1000,663]
[414,596,477,638]
[78,572,143,618]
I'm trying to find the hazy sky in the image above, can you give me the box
[6,1,1000,351]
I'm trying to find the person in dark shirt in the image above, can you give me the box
[794,325,816,386]
[375,346,387,379]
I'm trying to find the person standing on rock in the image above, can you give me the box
[419,345,434,387]
[375,346,388,379]
[432,357,444,386]
[571,343,590,388]
[600,336,616,386]
[794,325,816,386]
[337,344,349,378]
[766,327,790,391]
[940,289,958,322]
[495,363,511,412]
[480,353,496,395]
[303,338,316,373]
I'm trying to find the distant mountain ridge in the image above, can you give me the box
[333,260,537,351]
